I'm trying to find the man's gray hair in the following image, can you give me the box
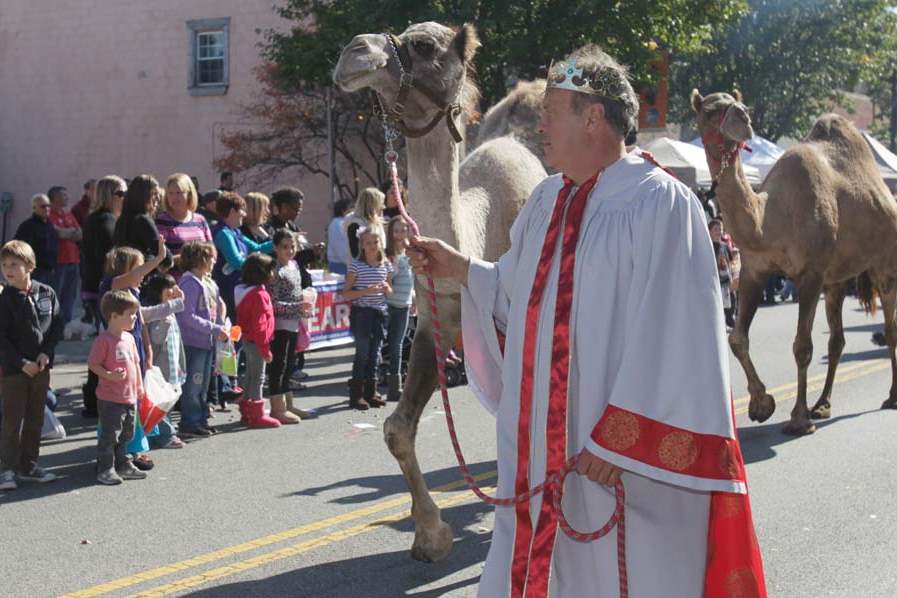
[31,193,49,208]
[563,45,639,138]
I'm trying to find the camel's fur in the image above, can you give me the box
[692,90,897,436]
[334,22,545,561]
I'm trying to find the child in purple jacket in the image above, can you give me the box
[176,242,228,438]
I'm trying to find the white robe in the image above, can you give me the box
[462,149,753,598]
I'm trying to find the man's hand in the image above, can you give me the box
[21,361,40,377]
[576,451,623,486]
[36,353,50,370]
[218,328,229,342]
[407,236,470,284]
[170,286,184,301]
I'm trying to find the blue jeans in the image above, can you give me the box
[386,306,410,377]
[52,263,80,323]
[181,346,212,431]
[329,261,347,275]
[350,306,385,380]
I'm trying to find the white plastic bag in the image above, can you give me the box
[139,366,181,431]
[41,406,66,440]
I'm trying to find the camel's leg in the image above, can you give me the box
[783,276,823,436]
[383,304,458,562]
[878,280,897,409]
[810,283,847,419]
[729,273,776,422]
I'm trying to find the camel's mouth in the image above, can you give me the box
[333,58,387,92]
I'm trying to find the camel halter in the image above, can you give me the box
[702,102,751,192]
[377,77,628,596]
[372,33,465,143]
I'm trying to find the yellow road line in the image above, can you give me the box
[126,487,494,598]
[66,358,892,597]
[61,471,498,598]
[734,360,890,415]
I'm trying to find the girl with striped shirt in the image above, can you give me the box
[341,228,393,410]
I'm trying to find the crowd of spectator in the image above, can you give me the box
[0,171,417,490]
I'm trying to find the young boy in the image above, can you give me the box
[88,290,147,485]
[0,240,63,490]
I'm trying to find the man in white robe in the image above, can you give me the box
[410,45,766,598]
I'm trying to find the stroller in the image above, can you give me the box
[378,315,467,389]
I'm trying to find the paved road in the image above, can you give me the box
[4,296,897,597]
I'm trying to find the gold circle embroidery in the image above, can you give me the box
[720,443,740,478]
[658,431,698,471]
[598,411,640,451]
[725,567,760,598]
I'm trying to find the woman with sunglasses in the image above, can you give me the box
[81,176,126,332]
[79,175,126,417]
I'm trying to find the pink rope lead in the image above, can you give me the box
[386,155,628,596]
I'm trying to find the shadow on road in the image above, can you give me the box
[284,460,497,506]
[182,501,491,598]
[740,408,884,465]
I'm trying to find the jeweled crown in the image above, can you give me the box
[547,58,629,102]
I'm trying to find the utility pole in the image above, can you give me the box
[326,86,336,206]
[890,70,897,153]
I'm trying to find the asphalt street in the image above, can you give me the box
[3,295,897,597]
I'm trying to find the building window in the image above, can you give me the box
[187,18,230,96]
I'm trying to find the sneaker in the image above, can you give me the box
[180,427,212,439]
[97,468,123,485]
[132,454,154,471]
[160,436,185,449]
[117,463,148,480]
[292,370,310,381]
[201,425,218,435]
[18,466,57,483]
[0,469,17,490]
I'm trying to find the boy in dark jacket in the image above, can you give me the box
[0,240,64,490]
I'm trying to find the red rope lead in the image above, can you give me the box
[387,158,627,596]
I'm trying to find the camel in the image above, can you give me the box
[691,89,897,436]
[334,22,545,561]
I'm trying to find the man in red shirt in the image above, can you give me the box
[47,186,82,324]
[71,179,95,226]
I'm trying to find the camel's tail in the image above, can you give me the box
[856,271,879,316]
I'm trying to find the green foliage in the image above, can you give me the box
[266,0,746,108]
[670,0,897,142]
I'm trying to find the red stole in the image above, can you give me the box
[511,173,599,598]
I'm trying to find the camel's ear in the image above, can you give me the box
[732,89,743,103]
[453,24,480,65]
[690,89,703,113]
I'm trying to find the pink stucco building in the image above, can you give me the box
[0,0,332,241]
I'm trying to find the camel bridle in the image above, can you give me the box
[701,102,750,187]
[373,33,465,144]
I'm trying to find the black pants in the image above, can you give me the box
[267,330,298,395]
[83,370,99,415]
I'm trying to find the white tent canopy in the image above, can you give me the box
[861,131,897,190]
[689,135,784,183]
[644,137,762,189]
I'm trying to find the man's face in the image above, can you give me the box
[278,201,301,223]
[50,190,68,210]
[33,197,51,220]
[539,89,592,173]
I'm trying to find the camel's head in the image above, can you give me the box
[690,89,754,146]
[333,22,480,134]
